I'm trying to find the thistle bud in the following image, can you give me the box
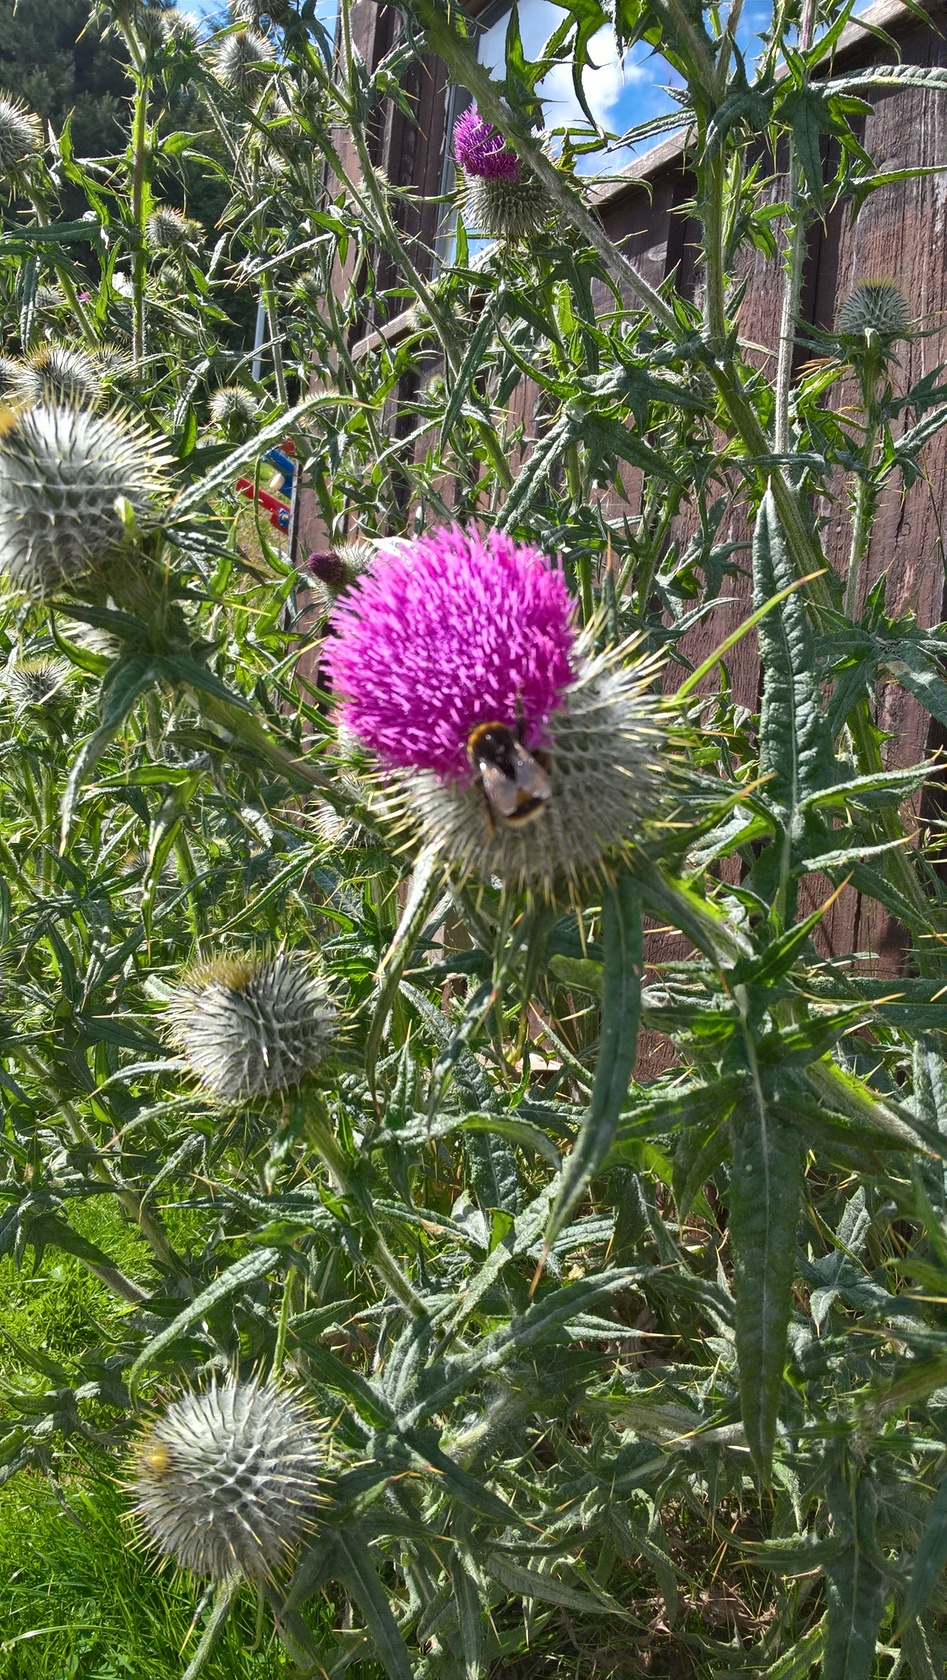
[0,403,171,599]
[145,207,199,255]
[233,0,292,23]
[304,540,374,604]
[837,281,912,347]
[209,384,258,439]
[0,95,42,177]
[14,345,104,408]
[166,950,336,1103]
[132,1375,323,1582]
[213,29,271,91]
[6,654,72,709]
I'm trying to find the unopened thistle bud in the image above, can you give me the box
[0,95,42,177]
[837,280,912,347]
[209,384,257,438]
[0,404,171,599]
[325,525,668,894]
[131,1375,323,1582]
[233,0,292,24]
[15,345,104,408]
[166,950,336,1103]
[6,654,72,709]
[145,206,199,255]
[213,28,271,91]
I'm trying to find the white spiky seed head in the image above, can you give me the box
[0,96,42,176]
[132,1375,323,1582]
[462,169,556,243]
[6,654,72,709]
[15,345,105,408]
[395,643,669,895]
[213,29,271,90]
[166,950,336,1102]
[0,403,171,598]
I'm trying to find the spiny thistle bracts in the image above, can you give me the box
[131,1375,323,1582]
[304,538,375,605]
[837,280,912,346]
[0,95,42,177]
[462,170,555,243]
[395,641,668,892]
[0,403,171,599]
[233,0,293,23]
[15,345,104,408]
[214,28,271,91]
[454,105,519,181]
[6,654,72,709]
[34,284,66,313]
[166,950,336,1102]
[145,207,200,255]
[209,384,258,437]
[325,525,575,780]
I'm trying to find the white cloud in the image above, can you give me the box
[476,2,654,166]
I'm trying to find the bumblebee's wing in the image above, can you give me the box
[509,740,552,802]
[478,758,526,818]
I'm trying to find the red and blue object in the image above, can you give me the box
[235,476,290,532]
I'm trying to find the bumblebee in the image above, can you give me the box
[466,720,552,830]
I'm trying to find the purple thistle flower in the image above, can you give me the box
[324,526,576,781]
[453,105,520,182]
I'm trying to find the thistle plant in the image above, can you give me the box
[132,1375,323,1581]
[4,3,947,1679]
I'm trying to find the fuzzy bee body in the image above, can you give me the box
[466,720,552,829]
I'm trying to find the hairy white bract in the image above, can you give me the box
[132,1375,322,1581]
[167,951,336,1102]
[0,404,171,598]
[462,170,555,243]
[396,644,668,893]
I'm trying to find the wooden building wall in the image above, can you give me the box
[300,0,947,1004]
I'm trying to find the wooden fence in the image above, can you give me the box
[297,0,947,1027]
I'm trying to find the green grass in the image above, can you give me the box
[0,1477,296,1680]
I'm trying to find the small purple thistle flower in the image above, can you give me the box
[324,526,576,781]
[453,105,520,182]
